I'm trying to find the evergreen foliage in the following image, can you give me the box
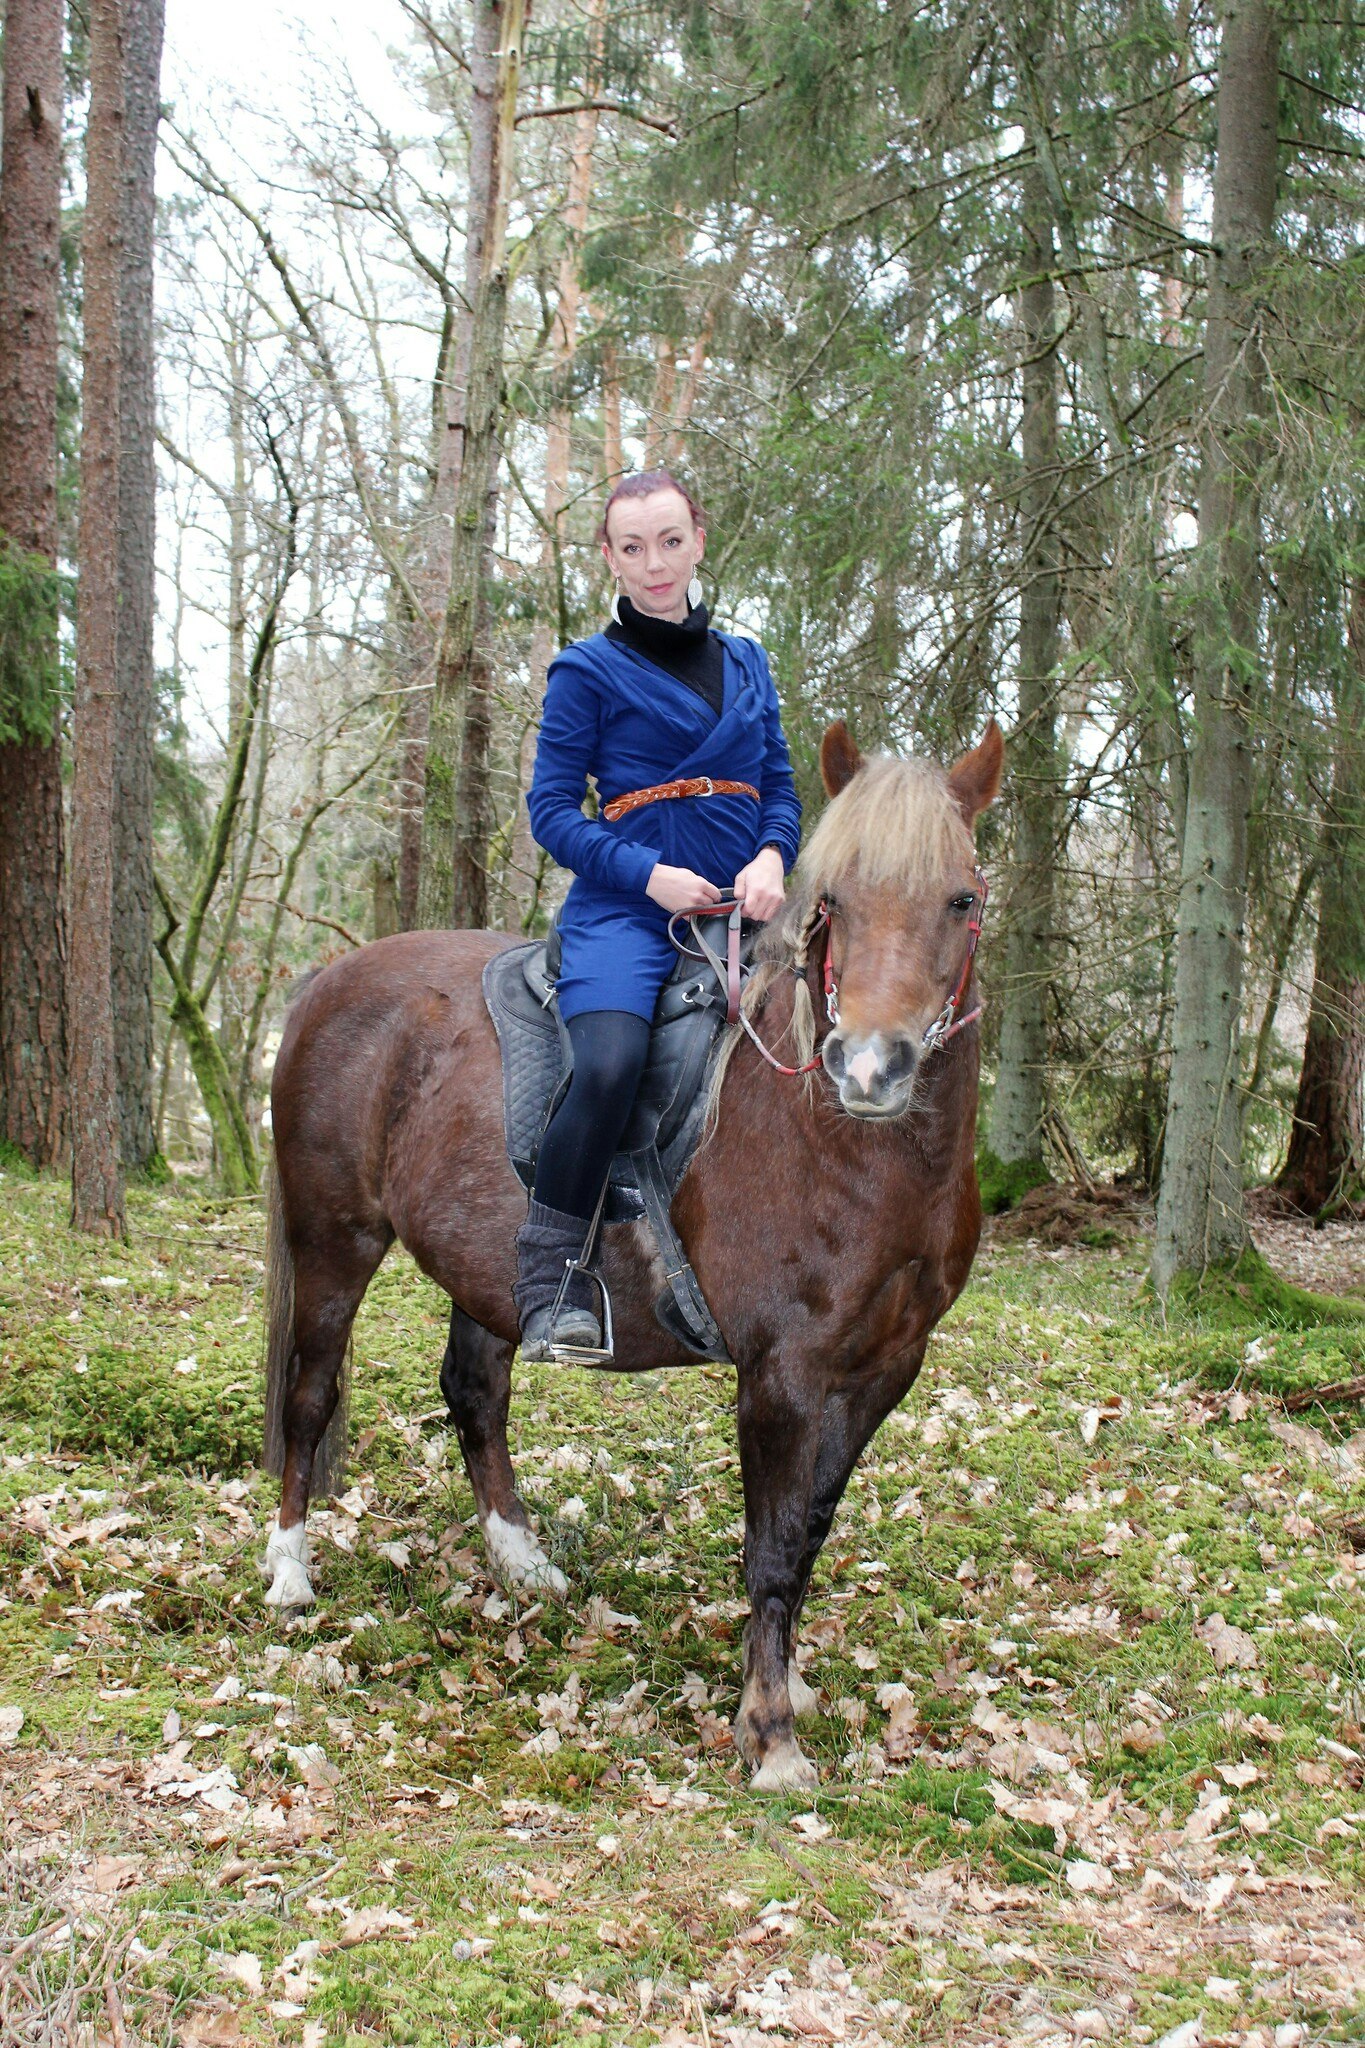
[0,536,63,745]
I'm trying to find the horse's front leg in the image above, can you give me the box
[734,1357,824,1792]
[440,1305,568,1599]
[788,1343,930,1716]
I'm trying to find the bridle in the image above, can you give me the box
[669,864,989,1080]
[920,863,989,1052]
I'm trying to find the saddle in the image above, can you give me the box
[482,908,757,1361]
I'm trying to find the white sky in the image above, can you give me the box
[158,2,436,731]
[163,1,418,139]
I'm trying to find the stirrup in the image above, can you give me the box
[546,1252,615,1364]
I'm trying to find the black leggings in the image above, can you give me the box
[532,1009,652,1221]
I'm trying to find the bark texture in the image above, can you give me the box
[0,0,67,1166]
[1153,0,1279,1291]
[507,0,605,927]
[70,0,128,1236]
[112,0,165,1168]
[399,25,490,930]
[1276,583,1365,1215]
[989,162,1060,1169]
[417,0,525,931]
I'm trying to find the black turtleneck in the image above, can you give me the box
[605,594,725,717]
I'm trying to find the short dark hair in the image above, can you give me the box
[599,468,706,543]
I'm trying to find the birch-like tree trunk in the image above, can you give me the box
[989,160,1060,1172]
[1152,0,1280,1292]
[507,0,605,926]
[417,0,525,931]
[400,18,495,930]
[112,0,165,1170]
[70,0,128,1237]
[1276,580,1365,1216]
[0,0,67,1168]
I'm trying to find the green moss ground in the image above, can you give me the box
[2,1168,1365,2045]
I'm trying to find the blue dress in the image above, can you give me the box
[527,630,802,1021]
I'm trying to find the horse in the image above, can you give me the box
[261,717,1003,1792]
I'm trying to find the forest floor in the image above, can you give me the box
[2,1169,1365,2048]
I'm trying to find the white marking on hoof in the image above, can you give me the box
[787,1660,820,1720]
[483,1510,569,1599]
[262,1518,315,1609]
[750,1738,819,1795]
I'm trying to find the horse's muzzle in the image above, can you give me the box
[822,1028,918,1117]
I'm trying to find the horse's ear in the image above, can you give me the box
[947,719,1004,826]
[820,720,862,797]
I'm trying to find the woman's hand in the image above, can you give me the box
[733,845,786,922]
[646,864,723,916]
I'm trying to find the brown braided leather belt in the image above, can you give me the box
[601,774,761,823]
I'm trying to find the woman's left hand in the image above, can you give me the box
[733,846,786,922]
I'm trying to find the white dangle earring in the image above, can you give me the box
[686,574,703,611]
[610,578,624,624]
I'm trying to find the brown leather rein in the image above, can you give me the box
[667,865,989,1080]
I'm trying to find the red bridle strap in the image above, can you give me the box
[921,865,989,1052]
[669,869,988,1082]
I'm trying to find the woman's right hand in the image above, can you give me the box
[646,863,723,916]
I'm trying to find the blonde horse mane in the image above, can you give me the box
[704,750,974,1129]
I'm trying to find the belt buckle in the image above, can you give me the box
[699,776,714,797]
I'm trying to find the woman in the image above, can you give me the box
[516,470,802,1357]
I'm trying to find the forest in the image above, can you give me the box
[2,2,1364,2045]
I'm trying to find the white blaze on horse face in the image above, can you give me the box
[846,1044,882,1095]
[262,1517,315,1608]
[483,1510,569,1599]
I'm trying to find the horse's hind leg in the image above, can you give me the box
[263,1233,386,1608]
[441,1305,567,1600]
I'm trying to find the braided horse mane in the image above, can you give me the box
[706,729,978,1122]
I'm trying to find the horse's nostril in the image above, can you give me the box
[883,1035,917,1087]
[823,1034,847,1084]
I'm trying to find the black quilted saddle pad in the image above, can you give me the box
[481,915,757,1225]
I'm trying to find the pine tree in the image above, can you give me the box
[0,0,67,1168]
[111,0,165,1170]
[69,0,128,1236]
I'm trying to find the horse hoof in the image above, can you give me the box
[265,1559,315,1608]
[787,1660,821,1720]
[750,1739,819,1795]
[483,1510,569,1601]
[262,1521,315,1609]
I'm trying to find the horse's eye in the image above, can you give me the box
[950,893,976,915]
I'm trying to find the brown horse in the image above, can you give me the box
[262,718,1002,1792]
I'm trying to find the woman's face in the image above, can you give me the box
[601,488,705,623]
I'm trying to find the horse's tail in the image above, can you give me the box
[260,1144,351,1496]
[261,1147,294,1481]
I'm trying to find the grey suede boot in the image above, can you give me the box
[513,1199,603,1359]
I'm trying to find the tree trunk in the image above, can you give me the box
[112,0,164,1170]
[1276,581,1365,1215]
[989,160,1060,1171]
[601,330,623,480]
[507,0,605,926]
[400,230,478,929]
[69,0,128,1237]
[1153,0,1279,1293]
[643,331,677,469]
[0,0,67,1168]
[417,0,525,931]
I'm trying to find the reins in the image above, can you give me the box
[667,863,989,1081]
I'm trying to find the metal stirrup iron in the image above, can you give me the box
[545,1176,615,1365]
